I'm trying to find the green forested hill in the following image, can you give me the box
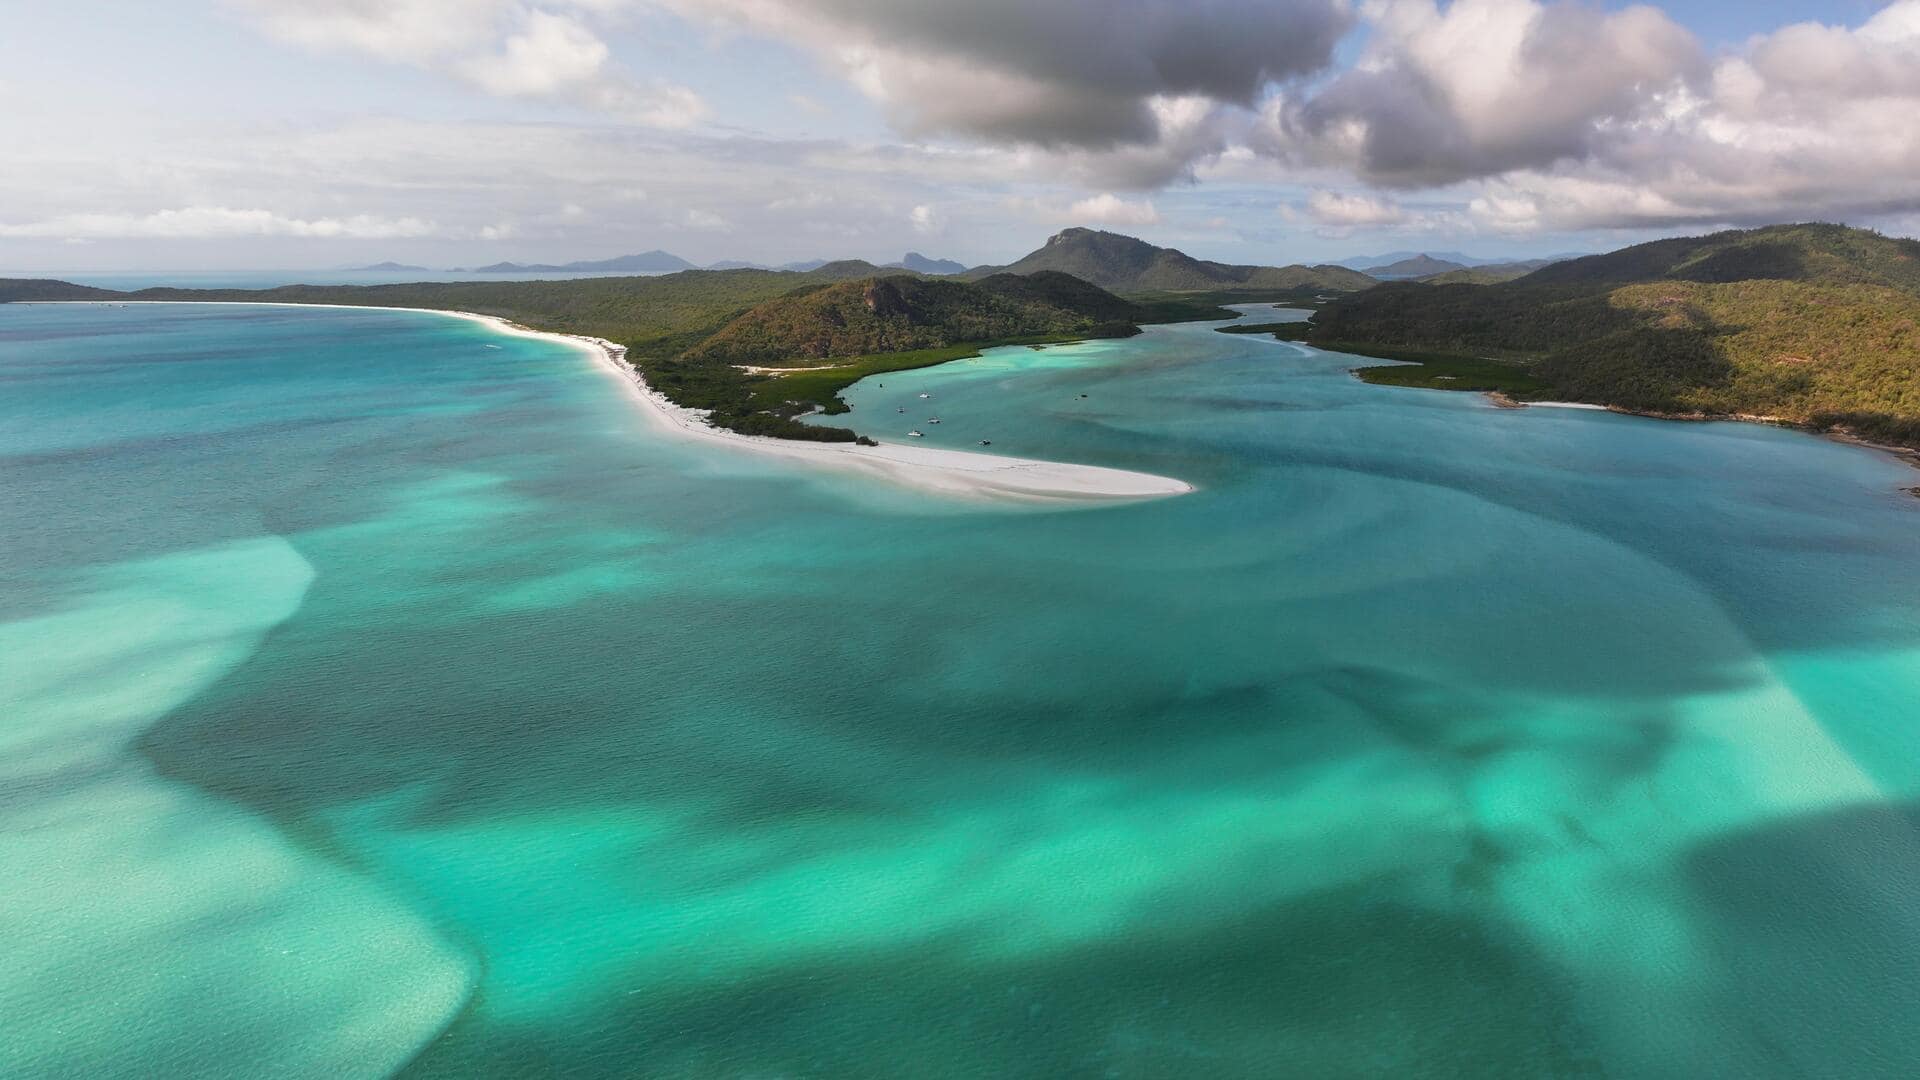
[0,279,124,302]
[684,273,1138,366]
[966,228,1376,294]
[1522,224,1920,290]
[1305,224,1920,447]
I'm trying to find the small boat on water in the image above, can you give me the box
[918,393,931,399]
[907,430,924,437]
[927,418,941,424]
[979,440,992,446]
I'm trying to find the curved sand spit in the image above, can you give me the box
[48,301,1195,503]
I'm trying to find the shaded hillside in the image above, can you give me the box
[974,270,1142,322]
[1522,224,1920,290]
[968,228,1375,294]
[1304,224,1920,447]
[683,273,1138,366]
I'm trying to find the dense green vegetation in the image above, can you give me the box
[1216,322,1314,341]
[0,279,122,302]
[1331,347,1550,395]
[1303,224,1920,448]
[965,228,1376,294]
[1419,264,1541,286]
[684,272,1137,367]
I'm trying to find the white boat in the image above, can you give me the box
[918,393,930,399]
[927,418,941,424]
[907,430,924,437]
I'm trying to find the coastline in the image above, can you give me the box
[28,301,1195,504]
[1479,390,1920,477]
[1311,337,1917,480]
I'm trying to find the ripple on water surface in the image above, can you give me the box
[8,303,1920,1077]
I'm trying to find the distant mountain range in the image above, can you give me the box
[355,251,971,276]
[1343,251,1486,271]
[460,250,698,273]
[885,252,968,274]
[966,228,1375,293]
[1345,252,1578,282]
[741,252,968,274]
[1342,250,1590,275]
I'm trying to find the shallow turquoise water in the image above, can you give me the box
[6,302,1920,1077]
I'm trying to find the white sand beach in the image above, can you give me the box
[41,302,1196,503]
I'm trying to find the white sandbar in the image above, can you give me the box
[40,301,1195,504]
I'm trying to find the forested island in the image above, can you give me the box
[1297,224,1920,449]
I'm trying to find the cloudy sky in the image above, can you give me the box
[3,0,1914,270]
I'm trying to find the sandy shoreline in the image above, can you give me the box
[30,301,1195,504]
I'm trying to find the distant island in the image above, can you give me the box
[705,252,970,274]
[887,252,968,275]
[461,250,697,274]
[1297,223,1920,450]
[348,261,432,272]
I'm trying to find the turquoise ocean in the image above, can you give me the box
[6,302,1920,1077]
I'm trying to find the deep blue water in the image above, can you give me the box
[5,301,1920,1077]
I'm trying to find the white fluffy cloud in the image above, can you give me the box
[1263,0,1701,187]
[1068,193,1162,227]
[1465,0,1920,231]
[227,0,496,62]
[23,0,1920,267]
[0,207,438,240]
[1252,0,1920,232]
[458,9,608,97]
[1301,190,1407,227]
[231,0,708,127]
